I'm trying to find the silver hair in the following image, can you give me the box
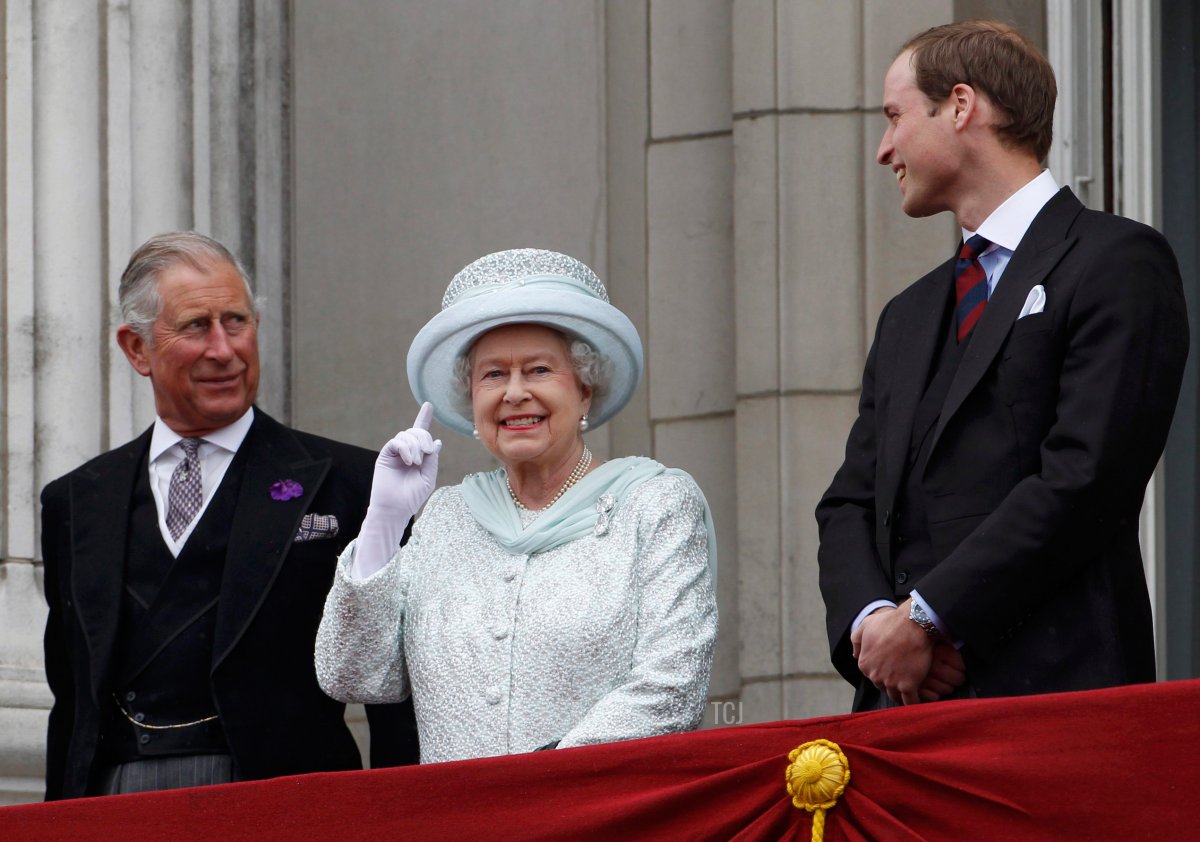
[451,331,611,419]
[118,231,261,343]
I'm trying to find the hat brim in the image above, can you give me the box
[406,287,644,437]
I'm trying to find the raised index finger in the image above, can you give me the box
[414,401,434,432]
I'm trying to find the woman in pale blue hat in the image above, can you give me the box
[316,249,717,764]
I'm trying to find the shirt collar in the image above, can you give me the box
[149,407,256,463]
[963,169,1060,252]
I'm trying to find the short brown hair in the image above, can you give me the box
[903,20,1056,161]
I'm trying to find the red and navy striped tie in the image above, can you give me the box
[954,234,991,342]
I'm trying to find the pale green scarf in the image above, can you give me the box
[460,456,717,579]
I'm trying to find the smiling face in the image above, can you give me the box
[468,323,592,472]
[117,259,260,437]
[876,49,963,218]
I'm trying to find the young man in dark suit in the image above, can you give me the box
[41,232,417,798]
[817,21,1189,711]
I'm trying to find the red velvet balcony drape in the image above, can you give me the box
[7,678,1198,841]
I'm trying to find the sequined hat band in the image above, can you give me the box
[448,273,604,308]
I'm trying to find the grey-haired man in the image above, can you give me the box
[41,231,416,799]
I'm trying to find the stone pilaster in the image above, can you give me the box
[731,0,956,723]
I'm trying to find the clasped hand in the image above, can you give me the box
[851,600,966,705]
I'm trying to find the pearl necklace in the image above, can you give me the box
[507,446,593,511]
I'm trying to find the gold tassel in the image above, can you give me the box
[786,739,851,842]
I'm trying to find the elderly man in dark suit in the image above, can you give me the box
[41,231,417,799]
[817,21,1189,711]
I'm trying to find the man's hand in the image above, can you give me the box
[918,642,967,702]
[854,600,935,705]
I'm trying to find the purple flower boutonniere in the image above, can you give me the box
[270,479,304,501]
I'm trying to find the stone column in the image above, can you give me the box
[731,0,955,724]
[0,0,290,804]
[604,0,740,723]
[644,0,739,712]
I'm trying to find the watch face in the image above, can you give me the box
[910,603,937,635]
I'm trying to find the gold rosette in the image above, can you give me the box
[786,739,850,842]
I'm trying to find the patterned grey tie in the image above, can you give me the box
[166,438,203,540]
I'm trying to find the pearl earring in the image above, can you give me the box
[579,415,589,432]
[473,427,481,440]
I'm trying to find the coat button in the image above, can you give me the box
[134,713,145,722]
[896,570,909,584]
[503,569,517,582]
[485,687,502,705]
[139,734,150,745]
[492,628,508,641]
[125,691,136,702]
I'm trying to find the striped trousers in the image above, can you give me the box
[94,754,236,795]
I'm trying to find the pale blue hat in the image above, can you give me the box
[406,249,644,437]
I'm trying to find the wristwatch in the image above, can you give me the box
[908,600,941,637]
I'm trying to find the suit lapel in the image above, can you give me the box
[882,260,955,495]
[69,430,151,703]
[212,411,331,670]
[928,188,1083,458]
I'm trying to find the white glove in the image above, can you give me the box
[351,402,442,579]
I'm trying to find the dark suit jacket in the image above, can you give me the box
[816,188,1189,705]
[41,409,417,800]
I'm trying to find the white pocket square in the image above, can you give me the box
[1018,285,1046,319]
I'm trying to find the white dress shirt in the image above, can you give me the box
[854,170,1061,640]
[147,408,255,556]
[969,168,1060,299]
